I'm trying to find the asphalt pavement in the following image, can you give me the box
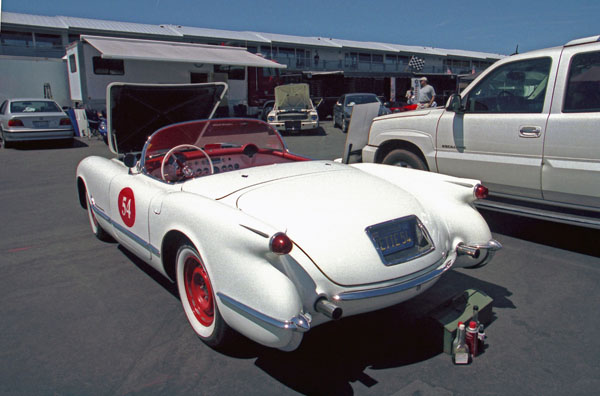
[1,121,599,395]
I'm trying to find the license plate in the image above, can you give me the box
[365,216,435,266]
[33,120,49,128]
[369,220,415,257]
[285,121,301,130]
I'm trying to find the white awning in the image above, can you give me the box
[81,35,286,69]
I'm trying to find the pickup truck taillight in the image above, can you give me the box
[59,118,72,126]
[8,119,24,127]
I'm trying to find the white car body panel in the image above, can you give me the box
[76,85,499,351]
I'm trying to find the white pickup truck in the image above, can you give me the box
[362,36,600,228]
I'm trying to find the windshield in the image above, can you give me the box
[345,95,379,106]
[142,118,287,174]
[10,100,61,113]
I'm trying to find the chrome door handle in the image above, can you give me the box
[519,126,542,138]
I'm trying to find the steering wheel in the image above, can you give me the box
[161,144,214,182]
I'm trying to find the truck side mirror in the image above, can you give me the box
[447,94,464,113]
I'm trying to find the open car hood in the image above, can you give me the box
[107,82,227,154]
[274,83,312,110]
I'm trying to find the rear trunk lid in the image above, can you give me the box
[234,166,442,286]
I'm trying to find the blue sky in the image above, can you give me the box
[1,0,598,55]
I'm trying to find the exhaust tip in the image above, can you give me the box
[315,298,343,320]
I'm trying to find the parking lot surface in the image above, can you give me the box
[1,121,599,395]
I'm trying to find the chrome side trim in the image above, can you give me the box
[333,258,454,301]
[90,202,161,257]
[239,224,269,238]
[217,292,311,332]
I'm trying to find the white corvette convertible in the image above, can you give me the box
[76,83,500,351]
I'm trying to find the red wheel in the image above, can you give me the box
[176,243,235,348]
[183,255,214,327]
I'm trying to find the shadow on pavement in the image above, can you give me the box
[280,126,327,137]
[480,209,600,257]
[250,271,512,395]
[5,138,88,150]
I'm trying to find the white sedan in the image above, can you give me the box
[0,98,74,148]
[76,83,500,351]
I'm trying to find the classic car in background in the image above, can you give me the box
[76,83,500,351]
[267,83,319,132]
[333,93,391,132]
[0,98,74,148]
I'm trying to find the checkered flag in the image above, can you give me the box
[408,56,425,71]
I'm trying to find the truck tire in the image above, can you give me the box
[382,149,427,170]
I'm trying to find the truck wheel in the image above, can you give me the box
[382,149,427,170]
[176,243,235,349]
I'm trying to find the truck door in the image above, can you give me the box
[543,47,600,208]
[436,57,554,198]
[109,173,161,260]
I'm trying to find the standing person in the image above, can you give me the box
[417,77,436,108]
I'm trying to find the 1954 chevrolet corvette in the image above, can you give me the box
[76,82,500,351]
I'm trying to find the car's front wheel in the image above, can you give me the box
[176,243,234,349]
[86,193,112,241]
[382,149,427,170]
[342,117,349,133]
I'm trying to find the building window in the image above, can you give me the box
[0,30,33,47]
[398,55,410,64]
[260,46,274,58]
[385,54,397,64]
[92,57,124,75]
[246,46,257,54]
[214,64,245,80]
[372,54,383,63]
[69,54,77,73]
[345,52,358,67]
[68,34,80,44]
[359,53,371,63]
[35,33,62,48]
[278,47,295,58]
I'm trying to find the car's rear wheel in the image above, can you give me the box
[382,149,427,170]
[86,193,112,241]
[176,243,234,349]
[1,130,12,149]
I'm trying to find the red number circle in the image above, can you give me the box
[118,187,136,227]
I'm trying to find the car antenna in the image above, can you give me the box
[511,44,519,55]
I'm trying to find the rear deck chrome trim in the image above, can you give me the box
[217,292,310,332]
[333,257,453,301]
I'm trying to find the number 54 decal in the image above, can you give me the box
[118,187,136,227]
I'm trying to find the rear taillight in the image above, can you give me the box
[474,184,489,199]
[270,232,293,255]
[59,118,71,126]
[8,119,24,127]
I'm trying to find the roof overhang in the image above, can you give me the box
[80,35,286,69]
